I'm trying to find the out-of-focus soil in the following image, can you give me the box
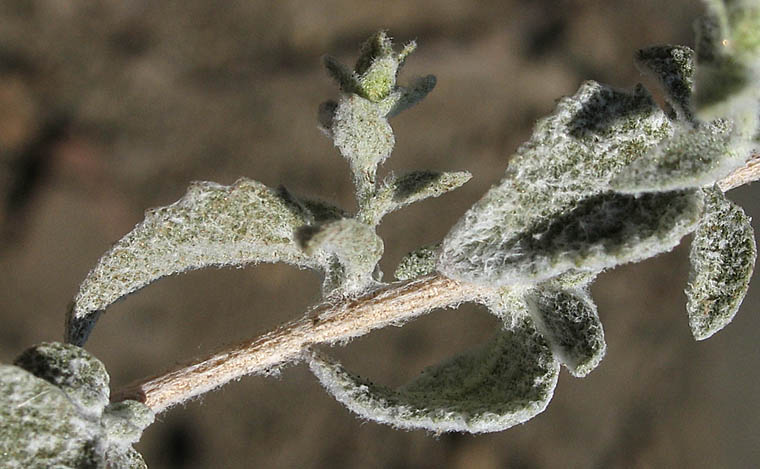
[1,1,758,468]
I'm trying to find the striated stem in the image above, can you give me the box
[116,152,760,414]
[719,151,760,192]
[115,274,490,413]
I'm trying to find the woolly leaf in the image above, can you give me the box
[686,187,756,340]
[361,170,471,225]
[14,342,110,417]
[439,81,676,286]
[330,93,395,190]
[308,295,559,433]
[67,178,319,346]
[299,218,383,294]
[612,119,744,192]
[1,343,153,468]
[443,187,702,286]
[394,244,439,281]
[635,45,695,120]
[526,286,606,377]
[385,75,438,117]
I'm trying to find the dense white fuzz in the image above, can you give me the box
[687,187,756,340]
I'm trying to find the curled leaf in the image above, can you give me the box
[444,190,703,286]
[439,81,675,287]
[14,342,110,417]
[1,343,153,468]
[361,170,471,225]
[526,286,606,377]
[635,45,695,121]
[68,178,318,346]
[394,244,440,281]
[612,119,744,193]
[308,295,559,433]
[686,187,756,340]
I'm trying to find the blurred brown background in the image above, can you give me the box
[1,1,758,468]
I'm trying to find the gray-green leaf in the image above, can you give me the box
[612,119,744,193]
[635,45,695,121]
[1,343,153,468]
[361,170,471,226]
[308,295,559,433]
[686,187,756,340]
[394,244,440,281]
[299,218,383,295]
[439,81,676,287]
[526,286,606,377]
[443,190,703,286]
[67,178,318,346]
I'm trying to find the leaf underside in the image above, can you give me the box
[526,286,606,377]
[439,80,682,287]
[686,187,757,340]
[67,178,325,346]
[309,294,560,434]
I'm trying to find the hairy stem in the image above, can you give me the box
[115,153,760,414]
[115,274,490,413]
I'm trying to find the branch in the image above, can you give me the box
[115,274,490,413]
[719,151,760,192]
[116,152,760,414]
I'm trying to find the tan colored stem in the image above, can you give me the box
[719,152,760,192]
[117,152,760,414]
[115,274,489,413]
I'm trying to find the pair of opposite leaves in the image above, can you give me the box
[65,42,755,434]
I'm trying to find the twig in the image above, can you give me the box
[115,274,490,413]
[116,153,760,414]
[719,151,760,192]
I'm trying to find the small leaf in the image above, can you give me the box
[1,344,153,468]
[361,170,471,225]
[686,187,756,340]
[68,178,318,346]
[331,93,395,178]
[308,295,559,433]
[1,365,102,469]
[526,286,606,377]
[394,244,440,281]
[439,81,675,287]
[635,45,695,120]
[14,342,110,417]
[384,75,438,117]
[612,119,744,193]
[442,190,703,286]
[323,55,359,95]
[299,219,383,295]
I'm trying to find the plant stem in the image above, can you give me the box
[115,152,760,414]
[719,151,760,191]
[115,274,490,413]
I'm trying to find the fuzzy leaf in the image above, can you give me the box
[526,286,605,377]
[612,119,744,193]
[361,170,471,225]
[14,342,110,417]
[331,93,395,178]
[635,45,695,121]
[385,75,438,117]
[394,244,440,281]
[686,187,756,340]
[68,178,319,346]
[1,343,153,468]
[439,81,678,286]
[299,218,383,294]
[308,295,559,433]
